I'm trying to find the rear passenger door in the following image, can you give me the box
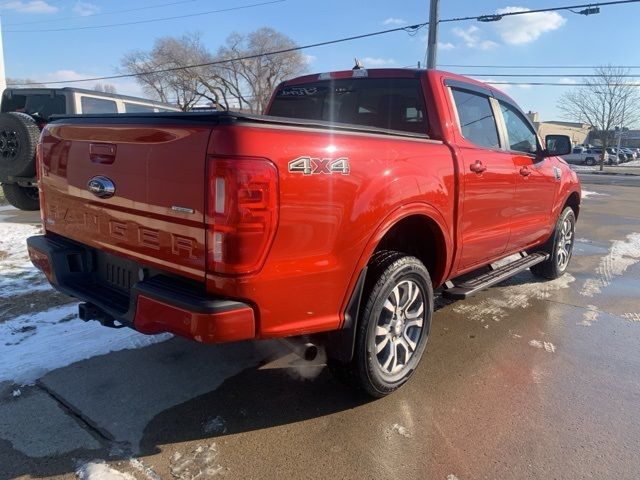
[497,100,557,251]
[449,86,517,271]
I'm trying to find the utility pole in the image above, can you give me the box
[426,0,440,69]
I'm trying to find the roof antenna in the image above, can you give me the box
[352,58,363,70]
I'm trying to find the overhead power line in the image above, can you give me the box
[7,24,427,86]
[3,0,204,27]
[441,64,640,69]
[488,82,640,86]
[8,0,640,86]
[3,0,287,33]
[437,0,640,24]
[467,73,640,77]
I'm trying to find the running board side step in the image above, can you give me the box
[442,252,550,300]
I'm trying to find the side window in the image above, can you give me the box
[499,101,538,154]
[451,88,500,149]
[124,102,155,113]
[80,96,117,114]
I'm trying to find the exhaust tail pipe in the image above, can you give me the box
[279,337,319,361]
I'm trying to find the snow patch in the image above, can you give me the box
[529,340,556,353]
[129,458,161,480]
[391,423,412,438]
[203,415,227,435]
[11,389,21,398]
[453,274,575,322]
[622,313,640,323]
[76,461,136,480]
[0,223,50,297]
[170,444,224,479]
[581,190,609,199]
[0,305,171,385]
[578,305,599,326]
[580,233,640,297]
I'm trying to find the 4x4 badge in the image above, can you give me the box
[288,156,350,175]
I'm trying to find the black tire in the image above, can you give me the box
[2,183,40,211]
[0,112,41,178]
[328,251,433,398]
[585,157,596,166]
[530,207,576,280]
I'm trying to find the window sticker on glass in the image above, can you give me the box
[278,87,326,97]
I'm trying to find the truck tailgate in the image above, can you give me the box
[39,120,212,281]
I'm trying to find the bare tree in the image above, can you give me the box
[121,33,207,111]
[6,78,46,88]
[93,83,117,94]
[215,28,308,113]
[558,65,640,170]
[120,28,308,113]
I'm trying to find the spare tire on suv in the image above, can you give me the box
[0,112,40,178]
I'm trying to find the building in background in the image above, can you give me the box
[618,130,640,148]
[526,111,591,146]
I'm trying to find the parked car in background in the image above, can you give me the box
[562,147,616,166]
[0,87,180,210]
[607,147,626,163]
[620,147,636,160]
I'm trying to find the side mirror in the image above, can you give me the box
[544,134,572,157]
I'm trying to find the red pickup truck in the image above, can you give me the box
[27,68,580,397]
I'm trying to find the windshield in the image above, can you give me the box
[268,77,428,134]
[1,91,67,120]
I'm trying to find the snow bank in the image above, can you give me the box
[0,305,170,385]
[0,223,51,298]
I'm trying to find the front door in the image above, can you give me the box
[497,100,557,250]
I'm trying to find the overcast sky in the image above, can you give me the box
[1,0,639,120]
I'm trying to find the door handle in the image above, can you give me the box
[519,167,531,177]
[470,160,486,174]
[89,143,117,164]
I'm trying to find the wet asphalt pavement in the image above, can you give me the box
[0,175,639,479]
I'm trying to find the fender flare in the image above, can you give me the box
[325,202,452,362]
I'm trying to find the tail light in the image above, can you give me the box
[206,156,279,275]
[35,142,43,181]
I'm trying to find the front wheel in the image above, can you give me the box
[531,207,576,279]
[585,157,596,166]
[328,251,433,397]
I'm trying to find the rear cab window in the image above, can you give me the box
[268,78,428,134]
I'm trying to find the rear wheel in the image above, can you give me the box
[2,183,40,211]
[531,207,576,280]
[328,251,433,397]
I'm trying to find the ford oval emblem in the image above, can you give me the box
[87,176,116,199]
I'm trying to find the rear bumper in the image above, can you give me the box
[26,234,255,343]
